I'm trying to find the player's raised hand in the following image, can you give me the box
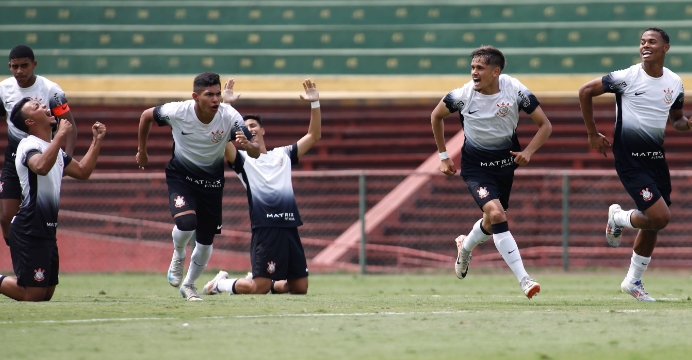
[299,79,319,102]
[510,150,531,166]
[222,78,241,103]
[136,151,148,170]
[235,131,249,147]
[440,158,457,176]
[55,118,73,139]
[92,122,106,140]
[588,133,612,157]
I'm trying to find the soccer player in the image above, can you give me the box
[136,72,260,301]
[0,45,77,246]
[578,28,688,302]
[201,78,320,296]
[430,46,552,299]
[0,98,104,301]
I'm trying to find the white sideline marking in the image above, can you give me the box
[0,310,466,325]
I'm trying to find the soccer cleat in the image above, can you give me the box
[621,280,656,302]
[179,283,203,301]
[202,271,229,295]
[454,235,472,279]
[520,276,541,299]
[606,204,624,247]
[168,256,185,287]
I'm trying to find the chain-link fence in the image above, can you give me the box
[1,169,691,273]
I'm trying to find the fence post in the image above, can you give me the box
[561,173,570,271]
[359,172,367,275]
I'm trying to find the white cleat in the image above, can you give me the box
[520,276,541,299]
[168,256,184,287]
[179,283,203,301]
[621,280,656,302]
[202,271,229,295]
[454,235,472,279]
[606,204,624,247]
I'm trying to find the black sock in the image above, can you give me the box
[270,280,277,294]
[0,275,5,288]
[231,279,238,294]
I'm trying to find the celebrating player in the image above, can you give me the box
[0,45,77,246]
[201,78,320,296]
[136,72,260,301]
[431,45,552,299]
[578,28,688,302]
[0,98,104,301]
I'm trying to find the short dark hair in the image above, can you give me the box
[193,72,221,93]
[470,45,506,71]
[642,27,669,44]
[10,97,32,133]
[9,45,35,61]
[243,114,262,127]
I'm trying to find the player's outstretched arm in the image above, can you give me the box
[668,109,691,132]
[222,78,241,104]
[64,122,106,180]
[579,77,611,157]
[431,99,456,176]
[136,108,155,169]
[27,119,72,175]
[510,106,552,166]
[296,79,321,158]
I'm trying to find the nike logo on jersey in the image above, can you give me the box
[181,131,193,135]
[634,92,645,96]
[508,249,517,254]
[469,109,479,114]
[217,225,222,230]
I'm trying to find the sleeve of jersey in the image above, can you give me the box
[513,79,540,114]
[442,89,465,113]
[601,69,629,94]
[62,152,73,168]
[22,149,42,168]
[152,103,177,127]
[671,84,684,110]
[230,116,253,141]
[48,91,70,117]
[288,143,299,165]
[228,149,245,173]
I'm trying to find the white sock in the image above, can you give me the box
[172,226,195,259]
[463,218,492,252]
[217,278,238,294]
[625,251,650,283]
[493,231,530,282]
[614,209,636,229]
[183,243,212,286]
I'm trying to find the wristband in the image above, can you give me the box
[311,101,320,108]
[438,151,449,160]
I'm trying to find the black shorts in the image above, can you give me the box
[0,137,22,200]
[250,227,308,281]
[166,175,223,242]
[9,227,59,287]
[462,172,514,210]
[616,163,671,211]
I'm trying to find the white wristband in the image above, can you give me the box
[311,101,320,108]
[438,151,449,160]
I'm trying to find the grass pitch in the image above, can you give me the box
[1,270,691,360]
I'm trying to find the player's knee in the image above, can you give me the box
[252,281,271,294]
[288,278,308,295]
[648,212,670,230]
[174,214,197,232]
[487,210,506,225]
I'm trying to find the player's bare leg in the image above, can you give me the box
[0,199,21,243]
[0,275,55,301]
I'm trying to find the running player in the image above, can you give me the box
[578,28,688,302]
[136,72,260,301]
[431,45,552,299]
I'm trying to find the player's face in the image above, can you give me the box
[244,119,265,139]
[193,85,222,115]
[22,101,55,128]
[639,31,669,64]
[8,58,37,85]
[470,58,499,93]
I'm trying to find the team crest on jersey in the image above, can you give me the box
[174,196,186,208]
[640,188,653,201]
[495,102,511,117]
[210,130,225,143]
[477,186,489,199]
[34,268,46,282]
[267,261,276,274]
[663,88,674,104]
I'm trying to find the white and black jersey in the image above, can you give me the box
[153,101,252,186]
[12,136,72,239]
[602,64,684,169]
[443,74,540,175]
[0,76,69,143]
[230,143,303,229]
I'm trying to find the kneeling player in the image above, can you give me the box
[202,79,321,295]
[0,98,105,301]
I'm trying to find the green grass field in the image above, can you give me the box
[1,270,691,360]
